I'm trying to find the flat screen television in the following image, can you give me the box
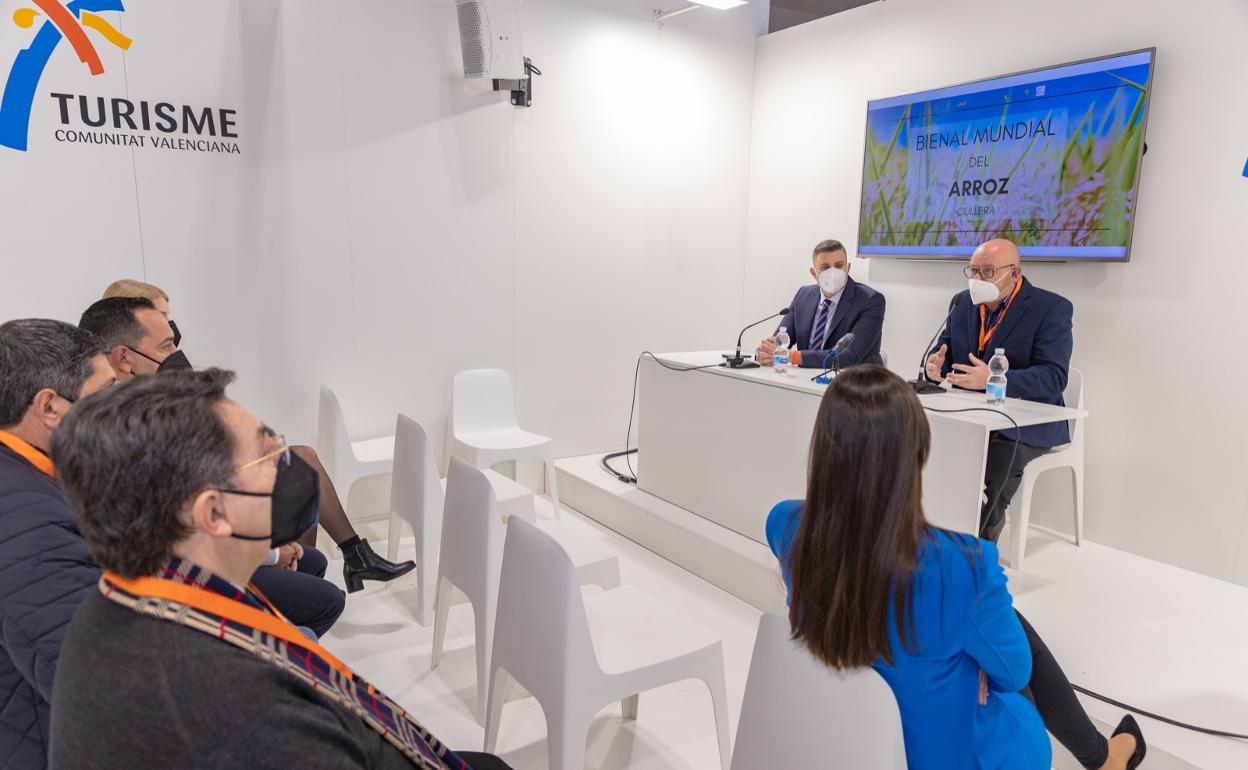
[857,48,1155,261]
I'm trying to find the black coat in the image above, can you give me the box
[0,445,100,769]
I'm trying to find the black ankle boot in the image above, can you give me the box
[341,539,415,594]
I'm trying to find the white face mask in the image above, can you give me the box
[967,269,1014,305]
[818,267,848,296]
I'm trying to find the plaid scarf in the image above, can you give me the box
[99,558,467,770]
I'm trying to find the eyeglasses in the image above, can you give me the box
[963,264,1017,279]
[237,431,291,472]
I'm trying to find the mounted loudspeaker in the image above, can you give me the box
[455,0,525,79]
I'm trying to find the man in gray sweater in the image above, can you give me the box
[47,369,510,770]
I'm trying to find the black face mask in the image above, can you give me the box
[224,451,322,547]
[169,320,182,348]
[130,346,193,372]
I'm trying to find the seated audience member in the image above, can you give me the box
[0,319,114,768]
[756,239,885,369]
[78,297,344,635]
[48,369,512,770]
[924,238,1073,541]
[97,281,415,591]
[766,366,1144,770]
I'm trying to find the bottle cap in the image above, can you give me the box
[995,348,1005,354]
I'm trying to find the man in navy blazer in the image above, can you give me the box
[925,239,1074,542]
[756,240,886,369]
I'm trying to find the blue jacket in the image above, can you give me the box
[932,277,1073,447]
[776,277,885,368]
[0,445,101,769]
[767,500,1050,770]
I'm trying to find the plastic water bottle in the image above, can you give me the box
[773,327,790,373]
[986,348,1008,404]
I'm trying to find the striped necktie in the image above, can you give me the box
[812,297,832,349]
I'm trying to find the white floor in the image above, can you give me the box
[321,499,1248,770]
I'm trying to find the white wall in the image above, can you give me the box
[0,1,766,467]
[744,0,1248,585]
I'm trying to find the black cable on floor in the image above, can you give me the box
[1070,684,1248,740]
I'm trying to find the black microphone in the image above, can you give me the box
[811,333,857,382]
[910,293,964,394]
[723,307,791,369]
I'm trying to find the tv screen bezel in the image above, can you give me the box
[855,46,1156,263]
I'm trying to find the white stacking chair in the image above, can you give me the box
[731,614,907,770]
[484,517,731,770]
[431,458,620,723]
[385,415,544,624]
[449,369,561,519]
[1007,366,1085,569]
[879,348,889,368]
[315,385,394,516]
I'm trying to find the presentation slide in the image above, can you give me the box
[857,49,1154,260]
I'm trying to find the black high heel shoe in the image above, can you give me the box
[1112,714,1147,770]
[342,539,416,593]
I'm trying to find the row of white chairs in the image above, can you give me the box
[312,369,734,769]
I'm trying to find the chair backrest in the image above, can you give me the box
[879,348,889,368]
[315,385,350,479]
[391,415,444,558]
[491,516,596,703]
[452,369,521,436]
[1064,367,1084,445]
[731,614,908,770]
[440,458,507,621]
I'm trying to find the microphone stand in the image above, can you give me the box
[722,308,790,369]
[910,294,963,394]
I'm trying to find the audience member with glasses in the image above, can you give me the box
[924,238,1074,541]
[48,369,514,770]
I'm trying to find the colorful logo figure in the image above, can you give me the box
[0,0,131,151]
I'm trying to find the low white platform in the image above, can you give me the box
[558,453,787,614]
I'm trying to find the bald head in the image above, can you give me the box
[970,239,1022,273]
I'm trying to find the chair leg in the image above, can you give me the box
[699,652,733,770]
[1072,465,1085,546]
[546,705,590,770]
[416,558,435,627]
[621,694,639,721]
[544,452,562,520]
[1011,472,1038,570]
[430,577,453,669]
[473,603,492,725]
[483,666,514,753]
[386,512,403,563]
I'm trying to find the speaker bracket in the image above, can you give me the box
[493,57,541,107]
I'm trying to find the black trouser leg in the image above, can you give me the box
[250,547,346,638]
[980,435,1047,542]
[1017,612,1108,769]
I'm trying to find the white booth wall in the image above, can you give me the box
[743,0,1248,585]
[0,1,766,470]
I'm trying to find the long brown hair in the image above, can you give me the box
[787,365,931,668]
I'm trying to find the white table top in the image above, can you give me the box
[649,351,1087,432]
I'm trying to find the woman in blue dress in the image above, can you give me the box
[766,365,1145,770]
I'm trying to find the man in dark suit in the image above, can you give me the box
[756,239,886,369]
[925,239,1074,542]
[0,319,115,769]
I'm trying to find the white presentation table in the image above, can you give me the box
[637,352,1086,543]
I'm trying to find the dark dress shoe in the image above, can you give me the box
[342,538,416,593]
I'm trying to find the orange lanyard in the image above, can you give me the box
[977,278,1024,354]
[102,571,355,681]
[0,430,55,477]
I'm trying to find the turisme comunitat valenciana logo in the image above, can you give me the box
[1,0,242,155]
